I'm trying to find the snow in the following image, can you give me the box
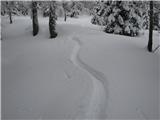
[1,16,159,120]
[79,33,159,119]
[71,36,108,119]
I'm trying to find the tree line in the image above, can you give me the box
[1,1,90,38]
[1,1,160,52]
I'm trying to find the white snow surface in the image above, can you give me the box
[1,16,159,120]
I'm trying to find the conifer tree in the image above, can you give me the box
[91,1,143,36]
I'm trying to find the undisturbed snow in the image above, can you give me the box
[1,16,159,120]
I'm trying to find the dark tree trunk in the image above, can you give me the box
[9,9,12,24]
[49,1,57,38]
[63,3,67,22]
[7,1,13,24]
[147,1,153,52]
[64,12,67,21]
[32,1,39,36]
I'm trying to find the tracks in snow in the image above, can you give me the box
[69,35,148,120]
[70,35,108,119]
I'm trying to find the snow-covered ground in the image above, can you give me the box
[1,16,159,120]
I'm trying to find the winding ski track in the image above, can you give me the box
[69,35,148,120]
[70,35,109,119]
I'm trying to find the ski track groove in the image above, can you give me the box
[69,35,109,119]
[69,35,148,120]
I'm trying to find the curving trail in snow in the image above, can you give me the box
[70,35,108,119]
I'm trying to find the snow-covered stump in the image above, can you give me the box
[49,1,57,38]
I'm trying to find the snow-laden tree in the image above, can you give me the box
[80,1,97,15]
[152,2,160,31]
[70,1,83,18]
[91,1,160,36]
[39,1,51,17]
[1,1,8,16]
[62,1,70,21]
[49,1,57,38]
[2,1,15,24]
[15,1,30,16]
[92,1,143,36]
[141,1,160,31]
[91,1,106,25]
[32,1,39,36]
[1,1,30,16]
[8,1,14,24]
[91,1,144,36]
[61,1,83,18]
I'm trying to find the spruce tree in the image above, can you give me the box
[32,1,39,36]
[49,1,57,38]
[104,1,142,36]
[91,1,105,25]
[91,1,143,36]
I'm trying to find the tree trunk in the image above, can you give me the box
[49,1,57,38]
[9,8,12,24]
[32,1,39,36]
[64,11,67,21]
[62,2,67,22]
[7,1,13,24]
[147,1,153,52]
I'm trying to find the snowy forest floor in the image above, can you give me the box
[1,16,160,120]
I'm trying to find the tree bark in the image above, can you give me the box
[7,1,13,24]
[147,1,153,52]
[9,9,12,24]
[32,1,39,36]
[63,2,67,22]
[49,1,57,38]
[64,11,67,21]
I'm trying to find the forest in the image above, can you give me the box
[1,1,160,51]
[1,1,160,120]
